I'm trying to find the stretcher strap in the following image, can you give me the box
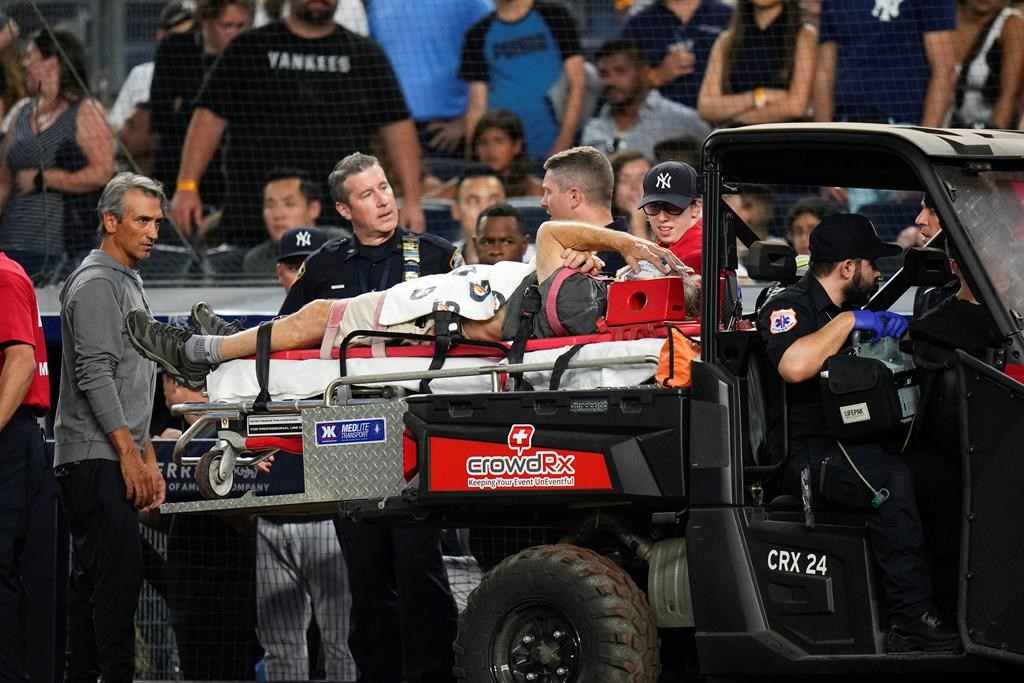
[548,344,586,390]
[371,293,388,358]
[419,309,459,394]
[544,267,579,338]
[509,283,542,391]
[321,299,349,360]
[254,321,274,412]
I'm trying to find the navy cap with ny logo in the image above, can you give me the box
[638,161,699,210]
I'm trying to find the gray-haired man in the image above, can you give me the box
[54,172,167,681]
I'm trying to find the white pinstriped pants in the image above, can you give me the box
[256,517,357,681]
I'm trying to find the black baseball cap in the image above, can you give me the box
[277,226,329,263]
[158,1,193,32]
[638,161,699,210]
[809,213,902,263]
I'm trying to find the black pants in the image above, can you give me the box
[786,436,938,623]
[335,520,458,683]
[57,459,143,683]
[167,514,262,680]
[0,411,45,682]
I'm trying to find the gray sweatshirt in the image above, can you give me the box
[54,249,156,466]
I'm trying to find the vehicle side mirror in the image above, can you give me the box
[746,241,797,283]
[902,247,953,286]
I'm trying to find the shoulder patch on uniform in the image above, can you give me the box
[450,248,465,270]
[769,308,798,334]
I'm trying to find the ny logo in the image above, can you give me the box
[656,172,672,190]
[871,0,904,22]
[295,230,311,247]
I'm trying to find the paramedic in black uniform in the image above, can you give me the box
[278,151,461,683]
[279,152,461,315]
[756,213,960,653]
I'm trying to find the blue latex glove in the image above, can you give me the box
[878,311,908,338]
[851,310,907,339]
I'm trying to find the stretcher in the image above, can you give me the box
[159,276,700,514]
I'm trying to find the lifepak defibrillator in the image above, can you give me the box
[819,333,919,442]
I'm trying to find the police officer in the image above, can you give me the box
[279,152,460,315]
[757,213,960,653]
[0,250,49,681]
[279,152,460,683]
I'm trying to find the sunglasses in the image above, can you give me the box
[642,201,690,216]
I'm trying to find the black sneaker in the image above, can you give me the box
[125,309,209,391]
[887,611,962,653]
[191,302,243,336]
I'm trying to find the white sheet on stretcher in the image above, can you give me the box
[206,338,666,402]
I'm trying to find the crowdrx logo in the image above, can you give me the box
[464,424,576,487]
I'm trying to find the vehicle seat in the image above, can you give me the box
[902,246,953,286]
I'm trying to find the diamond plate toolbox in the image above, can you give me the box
[301,401,408,499]
[161,400,408,514]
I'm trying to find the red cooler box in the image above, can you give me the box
[605,277,688,326]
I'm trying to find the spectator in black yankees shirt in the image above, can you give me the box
[171,0,426,246]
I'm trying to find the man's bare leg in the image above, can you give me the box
[125,299,337,390]
[218,300,333,359]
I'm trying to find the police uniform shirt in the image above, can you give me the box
[757,273,843,439]
[279,228,461,315]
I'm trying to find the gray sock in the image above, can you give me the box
[184,335,224,364]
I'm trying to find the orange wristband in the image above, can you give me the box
[176,179,199,192]
[753,87,767,109]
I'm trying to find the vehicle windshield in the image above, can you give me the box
[937,166,1024,329]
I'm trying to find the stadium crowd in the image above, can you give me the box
[0,0,1022,284]
[0,0,1022,680]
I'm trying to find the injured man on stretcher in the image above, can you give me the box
[126,221,700,391]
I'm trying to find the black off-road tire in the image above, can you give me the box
[196,449,233,499]
[454,543,660,683]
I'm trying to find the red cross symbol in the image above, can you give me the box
[507,424,535,454]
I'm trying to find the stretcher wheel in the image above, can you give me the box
[197,449,233,499]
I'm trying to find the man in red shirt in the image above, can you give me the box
[638,160,703,274]
[0,251,50,681]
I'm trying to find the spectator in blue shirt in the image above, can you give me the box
[812,0,957,126]
[619,0,733,109]
[369,0,493,157]
[460,0,586,161]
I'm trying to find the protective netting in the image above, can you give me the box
[4,1,1005,679]
[1,0,982,288]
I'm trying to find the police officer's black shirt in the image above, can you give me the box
[279,228,460,315]
[757,273,844,440]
